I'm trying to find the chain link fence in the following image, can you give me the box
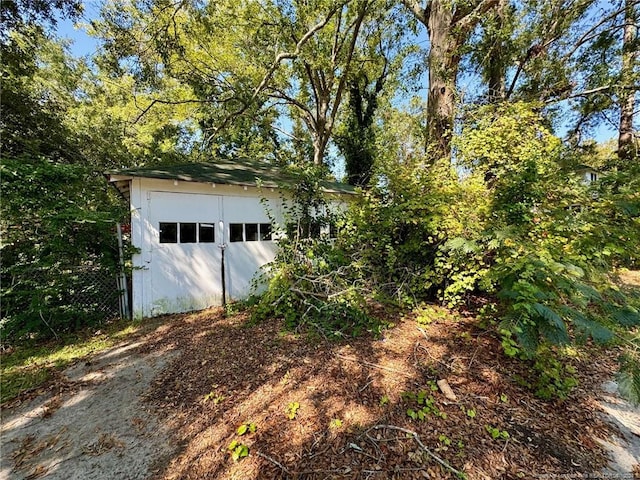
[1,263,125,340]
[57,265,123,318]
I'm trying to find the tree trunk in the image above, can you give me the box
[401,0,498,160]
[313,95,331,165]
[486,0,508,102]
[313,135,330,165]
[618,0,638,162]
[426,0,460,159]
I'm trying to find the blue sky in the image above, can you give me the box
[57,17,99,58]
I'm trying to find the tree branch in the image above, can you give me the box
[331,6,343,64]
[207,2,345,142]
[546,84,640,103]
[328,0,368,131]
[399,0,429,25]
[561,3,631,62]
[505,36,559,100]
[304,61,321,117]
[132,98,206,124]
[251,3,343,101]
[266,87,316,129]
[370,425,465,478]
[455,0,500,36]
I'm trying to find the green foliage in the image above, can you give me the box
[0,36,133,325]
[329,418,343,429]
[402,388,446,421]
[499,328,521,358]
[0,156,124,342]
[412,304,451,325]
[250,234,377,337]
[532,349,579,401]
[92,0,401,165]
[286,402,300,420]
[338,104,495,308]
[334,73,379,186]
[446,102,640,398]
[342,151,454,305]
[227,440,249,462]
[250,167,382,338]
[435,235,492,307]
[485,425,510,440]
[227,422,257,461]
[203,390,225,405]
[438,433,452,447]
[237,423,257,435]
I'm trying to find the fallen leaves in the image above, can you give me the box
[134,308,617,480]
[82,432,125,456]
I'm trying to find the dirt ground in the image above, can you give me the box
[1,339,178,479]
[1,308,638,480]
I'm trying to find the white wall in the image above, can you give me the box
[580,169,599,184]
[126,178,284,318]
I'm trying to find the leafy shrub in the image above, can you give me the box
[250,236,377,337]
[1,156,124,342]
[532,349,578,401]
[249,167,381,338]
[450,102,640,398]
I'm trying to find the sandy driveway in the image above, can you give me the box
[599,380,640,477]
[1,341,177,480]
[1,325,638,480]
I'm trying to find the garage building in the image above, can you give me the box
[107,158,353,319]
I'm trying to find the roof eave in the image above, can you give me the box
[104,170,356,196]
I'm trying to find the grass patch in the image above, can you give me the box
[1,320,140,403]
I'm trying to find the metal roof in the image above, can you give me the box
[106,157,355,195]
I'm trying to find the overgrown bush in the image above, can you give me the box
[250,236,377,337]
[340,155,472,306]
[451,102,640,399]
[249,166,382,338]
[250,102,639,400]
[0,156,124,342]
[337,102,639,400]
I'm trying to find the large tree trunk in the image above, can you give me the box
[401,0,499,160]
[426,1,460,159]
[618,0,638,162]
[313,133,330,166]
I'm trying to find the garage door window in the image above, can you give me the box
[159,222,217,243]
[245,223,259,241]
[229,223,273,242]
[159,223,178,243]
[260,223,272,241]
[199,223,215,243]
[230,223,243,242]
[180,223,197,243]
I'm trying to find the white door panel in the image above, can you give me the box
[147,191,222,315]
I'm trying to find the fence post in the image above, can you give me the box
[117,223,131,319]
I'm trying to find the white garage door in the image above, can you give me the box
[147,191,222,316]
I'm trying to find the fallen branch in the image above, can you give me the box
[255,451,290,475]
[370,424,464,478]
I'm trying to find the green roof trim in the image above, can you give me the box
[107,157,355,194]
